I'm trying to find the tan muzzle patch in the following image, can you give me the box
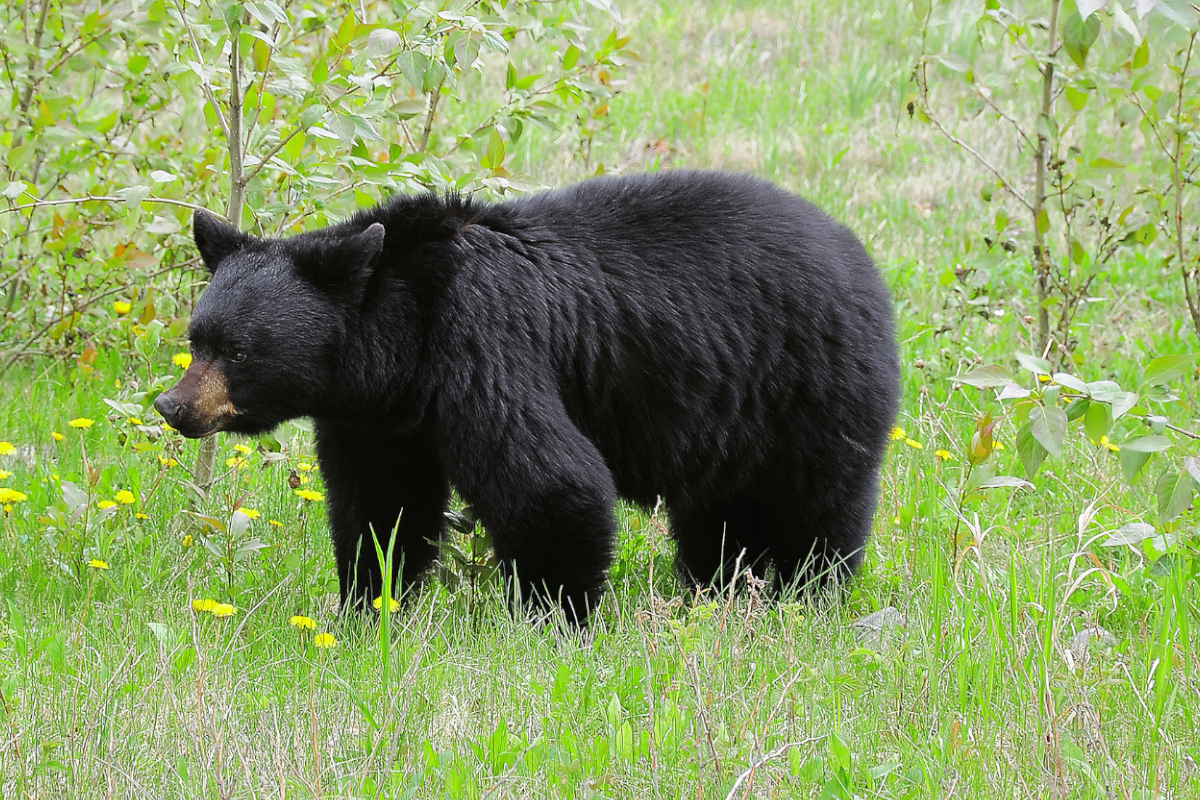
[160,358,239,436]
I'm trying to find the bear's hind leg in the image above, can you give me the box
[762,472,879,597]
[315,421,450,612]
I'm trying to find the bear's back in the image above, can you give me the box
[452,171,899,508]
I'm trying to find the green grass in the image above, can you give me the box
[1,0,1198,797]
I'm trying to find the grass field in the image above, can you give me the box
[1,0,1197,797]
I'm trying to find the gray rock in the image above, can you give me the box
[852,606,906,647]
[1067,625,1117,668]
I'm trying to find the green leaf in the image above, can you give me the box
[1143,354,1194,386]
[1017,423,1048,478]
[828,732,851,772]
[1084,401,1110,443]
[1156,468,1194,522]
[1064,84,1088,111]
[1153,0,1200,29]
[1053,372,1088,393]
[563,44,580,70]
[1064,397,1090,420]
[912,0,930,21]
[1133,38,1149,70]
[1185,456,1200,487]
[1029,405,1067,459]
[1016,353,1052,376]
[481,128,505,169]
[935,54,970,73]
[1062,10,1101,68]
[334,13,358,47]
[1101,522,1156,547]
[397,51,429,92]
[1111,391,1138,420]
[229,509,250,539]
[1035,207,1050,236]
[115,184,151,212]
[975,475,1034,490]
[1120,448,1153,483]
[1121,435,1172,453]
[949,365,1013,387]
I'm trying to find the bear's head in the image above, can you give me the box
[154,210,385,438]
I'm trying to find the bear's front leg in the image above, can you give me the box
[439,397,617,623]
[314,420,450,611]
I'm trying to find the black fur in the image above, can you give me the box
[173,171,900,621]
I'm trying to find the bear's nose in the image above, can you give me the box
[154,391,181,424]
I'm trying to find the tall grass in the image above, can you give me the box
[0,0,1195,797]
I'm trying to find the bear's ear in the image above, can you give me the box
[193,209,250,273]
[296,222,386,305]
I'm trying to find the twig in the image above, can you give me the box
[914,67,1032,214]
[723,737,822,800]
[171,0,231,142]
[0,194,222,217]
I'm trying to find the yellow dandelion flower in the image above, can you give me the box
[182,534,193,547]
[935,449,953,461]
[1037,374,1051,382]
[314,632,337,649]
[993,441,1006,450]
[225,456,247,469]
[297,462,316,473]
[1092,435,1120,452]
[373,596,401,613]
[69,417,94,429]
[191,598,216,613]
[240,508,260,519]
[211,603,237,618]
[127,417,143,426]
[0,488,28,504]
[115,490,136,505]
[161,422,176,432]
[97,499,117,509]
[173,352,192,369]
[0,441,13,455]
[113,300,132,315]
[889,426,906,441]
[51,432,64,442]
[289,615,317,631]
[135,512,149,520]
[904,438,924,450]
[88,559,109,570]
[158,454,179,468]
[294,488,324,502]
[0,470,11,480]
[268,519,283,527]
[233,443,253,455]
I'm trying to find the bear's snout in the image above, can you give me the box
[154,359,238,437]
[153,391,182,425]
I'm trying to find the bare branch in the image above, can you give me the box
[1,195,223,217]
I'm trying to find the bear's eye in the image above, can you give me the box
[230,351,247,363]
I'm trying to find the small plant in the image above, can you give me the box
[186,501,269,596]
[38,480,118,583]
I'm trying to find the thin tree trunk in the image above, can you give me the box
[194,13,246,491]
[1032,0,1060,358]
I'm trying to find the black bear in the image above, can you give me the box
[155,170,899,621]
